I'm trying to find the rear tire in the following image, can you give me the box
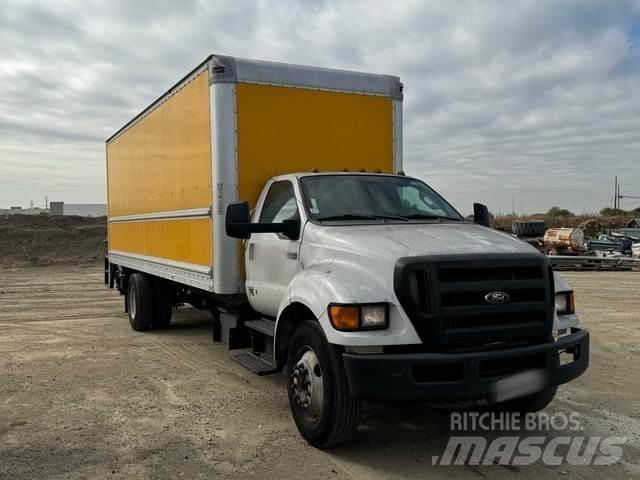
[493,385,558,412]
[152,279,174,329]
[127,273,154,331]
[286,321,362,448]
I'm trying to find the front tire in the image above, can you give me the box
[286,321,362,448]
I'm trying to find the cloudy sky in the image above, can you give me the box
[1,0,639,214]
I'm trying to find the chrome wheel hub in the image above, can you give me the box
[291,349,324,421]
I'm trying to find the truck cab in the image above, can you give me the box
[226,171,589,448]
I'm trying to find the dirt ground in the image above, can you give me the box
[0,265,638,479]
[0,215,106,267]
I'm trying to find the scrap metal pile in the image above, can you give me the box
[510,218,640,271]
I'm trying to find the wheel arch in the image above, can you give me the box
[274,302,318,367]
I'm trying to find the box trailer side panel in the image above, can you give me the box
[235,83,395,208]
[106,68,213,274]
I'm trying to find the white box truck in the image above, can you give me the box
[106,55,589,448]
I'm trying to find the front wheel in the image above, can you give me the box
[286,321,362,448]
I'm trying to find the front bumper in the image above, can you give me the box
[342,329,589,401]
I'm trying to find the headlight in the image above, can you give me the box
[555,291,575,315]
[362,305,387,328]
[328,303,389,331]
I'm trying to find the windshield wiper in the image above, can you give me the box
[316,213,461,222]
[370,214,409,221]
[316,214,409,222]
[316,214,381,221]
[403,213,462,221]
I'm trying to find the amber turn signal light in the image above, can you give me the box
[568,291,575,314]
[329,305,360,331]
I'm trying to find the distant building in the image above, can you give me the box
[50,202,106,217]
[1,202,106,217]
[49,202,64,216]
[0,207,48,216]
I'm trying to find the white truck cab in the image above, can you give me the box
[225,171,589,448]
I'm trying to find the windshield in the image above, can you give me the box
[299,175,463,222]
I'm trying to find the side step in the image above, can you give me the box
[231,351,280,376]
[244,318,275,337]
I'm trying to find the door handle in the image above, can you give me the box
[286,251,298,260]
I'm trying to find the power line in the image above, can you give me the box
[611,177,640,208]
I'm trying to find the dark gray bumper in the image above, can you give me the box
[342,329,589,401]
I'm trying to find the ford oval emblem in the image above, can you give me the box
[485,291,510,304]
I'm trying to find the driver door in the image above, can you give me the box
[245,180,302,317]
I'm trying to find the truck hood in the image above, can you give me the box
[303,221,539,261]
[298,221,544,308]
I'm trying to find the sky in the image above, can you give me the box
[1,0,639,215]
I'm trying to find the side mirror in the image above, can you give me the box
[226,202,251,239]
[279,219,301,241]
[473,203,491,228]
[225,201,301,240]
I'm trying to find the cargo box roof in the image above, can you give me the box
[107,55,402,144]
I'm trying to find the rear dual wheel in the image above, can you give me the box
[127,273,174,331]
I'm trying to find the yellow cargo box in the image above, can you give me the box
[106,55,403,294]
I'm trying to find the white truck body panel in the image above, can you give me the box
[245,173,579,348]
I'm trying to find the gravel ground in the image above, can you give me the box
[0,265,638,479]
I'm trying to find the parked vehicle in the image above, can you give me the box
[105,55,589,448]
[512,221,585,256]
[588,235,633,255]
[541,227,585,255]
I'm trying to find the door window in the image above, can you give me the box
[260,181,300,224]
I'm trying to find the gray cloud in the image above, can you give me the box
[1,0,639,213]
